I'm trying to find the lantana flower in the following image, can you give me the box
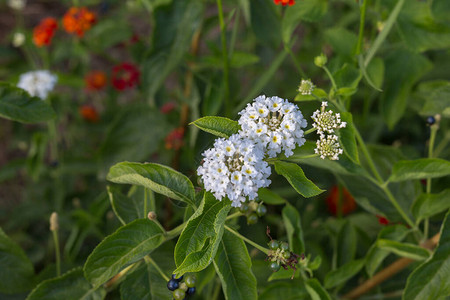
[311,101,346,135]
[165,128,185,150]
[314,134,343,160]
[17,70,57,100]
[111,63,140,91]
[62,7,96,37]
[197,134,272,207]
[238,95,307,158]
[85,71,107,91]
[79,105,100,123]
[33,17,58,47]
[274,0,295,6]
[298,79,315,95]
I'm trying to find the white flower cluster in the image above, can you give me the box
[298,79,315,95]
[8,0,25,10]
[314,134,343,160]
[311,102,345,160]
[311,102,346,135]
[17,70,57,100]
[238,95,307,158]
[197,134,271,207]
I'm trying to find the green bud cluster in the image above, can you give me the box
[239,200,267,225]
[267,240,291,272]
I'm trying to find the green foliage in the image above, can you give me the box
[389,158,450,182]
[190,116,240,138]
[0,83,55,123]
[282,204,305,254]
[274,161,324,198]
[377,239,431,261]
[324,259,365,289]
[412,189,450,223]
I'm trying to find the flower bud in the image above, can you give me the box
[50,212,58,231]
[147,211,157,221]
[12,32,25,47]
[314,53,327,68]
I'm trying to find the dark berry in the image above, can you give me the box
[256,204,267,217]
[185,274,197,288]
[247,213,258,225]
[268,240,279,250]
[171,274,183,282]
[186,287,196,296]
[427,116,436,125]
[167,279,179,291]
[173,288,185,300]
[239,203,249,214]
[280,242,289,251]
[270,262,281,272]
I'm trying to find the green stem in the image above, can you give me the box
[166,222,186,240]
[304,128,317,135]
[323,66,338,92]
[354,130,383,183]
[217,0,231,117]
[424,124,438,239]
[226,211,243,220]
[52,230,61,276]
[285,43,306,78]
[47,118,59,162]
[145,256,169,282]
[144,189,148,217]
[355,0,368,56]
[381,185,415,228]
[224,225,269,254]
[433,134,450,158]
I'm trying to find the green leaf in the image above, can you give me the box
[107,186,149,225]
[85,19,132,51]
[0,227,34,293]
[84,219,165,288]
[365,225,409,276]
[27,268,105,300]
[305,278,331,300]
[412,189,450,223]
[365,57,384,90]
[282,0,327,43]
[388,158,450,182]
[174,192,231,276]
[324,259,365,289]
[294,88,328,102]
[337,221,357,267]
[421,83,450,118]
[0,83,55,123]
[325,28,358,58]
[337,112,359,164]
[213,231,257,300]
[119,263,152,300]
[190,116,240,138]
[282,205,305,254]
[274,161,324,198]
[259,281,308,300]
[107,162,196,207]
[380,49,432,129]
[258,188,286,205]
[250,0,281,47]
[403,210,450,300]
[377,239,430,261]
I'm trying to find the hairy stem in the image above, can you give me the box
[145,256,170,282]
[225,225,269,254]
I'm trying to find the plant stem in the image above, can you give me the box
[52,229,61,276]
[166,222,186,240]
[424,124,438,239]
[355,0,368,56]
[145,256,170,282]
[285,43,306,78]
[304,127,317,135]
[224,225,269,254]
[323,66,338,92]
[226,211,243,220]
[217,0,231,117]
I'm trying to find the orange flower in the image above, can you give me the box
[165,128,185,150]
[33,17,58,47]
[274,0,295,6]
[85,71,107,91]
[326,186,357,216]
[79,105,100,122]
[62,7,96,37]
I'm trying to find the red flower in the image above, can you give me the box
[274,0,295,6]
[326,186,357,216]
[111,63,140,91]
[160,102,177,114]
[33,17,58,47]
[79,105,100,123]
[62,7,96,37]
[165,128,185,150]
[376,215,390,226]
[85,71,107,91]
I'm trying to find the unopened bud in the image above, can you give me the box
[50,212,58,231]
[314,53,327,68]
[12,32,25,47]
[147,211,157,221]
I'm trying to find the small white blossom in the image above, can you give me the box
[17,70,57,100]
[298,79,315,95]
[12,32,25,47]
[8,0,25,10]
[197,134,271,207]
[311,101,346,135]
[238,95,307,158]
[314,134,343,160]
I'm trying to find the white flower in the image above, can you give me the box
[197,134,271,207]
[314,134,343,160]
[8,0,25,10]
[17,70,57,100]
[311,101,346,135]
[238,95,307,158]
[298,79,315,95]
[12,32,25,47]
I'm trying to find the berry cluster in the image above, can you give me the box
[239,200,267,225]
[266,228,302,278]
[167,274,196,300]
